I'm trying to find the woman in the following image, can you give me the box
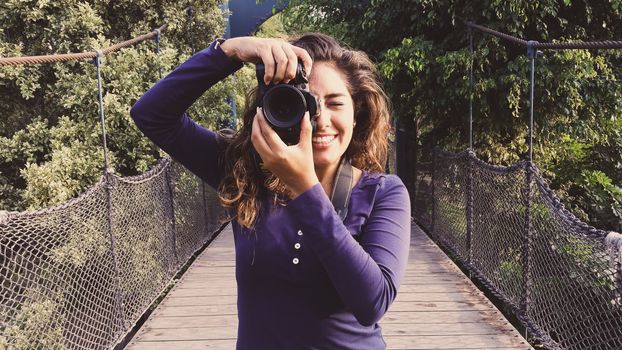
[131,32,411,350]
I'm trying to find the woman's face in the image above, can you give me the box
[308,61,355,171]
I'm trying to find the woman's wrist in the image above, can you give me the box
[292,182,319,199]
[218,38,241,61]
[290,180,320,199]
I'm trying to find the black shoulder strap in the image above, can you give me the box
[330,157,353,221]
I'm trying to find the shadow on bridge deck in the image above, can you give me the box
[126,224,532,350]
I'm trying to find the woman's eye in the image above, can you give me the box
[328,102,344,107]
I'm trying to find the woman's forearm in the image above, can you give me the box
[288,176,411,326]
[131,40,243,139]
[129,40,243,186]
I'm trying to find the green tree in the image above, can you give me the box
[0,0,254,211]
[281,0,622,231]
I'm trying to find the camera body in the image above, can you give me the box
[256,63,318,144]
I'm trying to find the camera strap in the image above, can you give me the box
[254,148,353,221]
[330,157,353,221]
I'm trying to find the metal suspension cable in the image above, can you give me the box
[467,22,622,50]
[0,24,167,66]
[467,22,529,46]
[187,5,197,55]
[468,27,474,150]
[534,40,622,50]
[154,27,163,79]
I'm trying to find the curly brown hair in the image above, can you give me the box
[218,33,391,228]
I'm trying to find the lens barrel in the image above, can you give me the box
[262,85,307,128]
[256,63,318,144]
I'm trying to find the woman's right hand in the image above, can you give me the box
[219,37,313,85]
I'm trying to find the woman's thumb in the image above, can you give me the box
[299,112,313,146]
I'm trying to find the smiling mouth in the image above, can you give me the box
[312,135,337,144]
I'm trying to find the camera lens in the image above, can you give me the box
[263,85,307,128]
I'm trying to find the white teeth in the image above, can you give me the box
[312,135,336,144]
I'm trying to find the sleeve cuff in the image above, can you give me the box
[288,183,349,253]
[200,38,244,73]
[288,183,327,209]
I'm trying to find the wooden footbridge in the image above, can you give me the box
[126,224,532,350]
[3,10,622,350]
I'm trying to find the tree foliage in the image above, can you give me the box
[281,0,622,231]
[0,0,254,211]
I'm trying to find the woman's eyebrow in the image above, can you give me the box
[324,93,347,99]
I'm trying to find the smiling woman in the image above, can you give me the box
[130,32,411,350]
[308,62,356,181]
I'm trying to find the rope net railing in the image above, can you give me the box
[410,148,622,350]
[0,158,224,349]
[400,22,622,349]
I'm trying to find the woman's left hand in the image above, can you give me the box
[251,107,319,198]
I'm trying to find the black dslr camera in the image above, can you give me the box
[256,63,318,144]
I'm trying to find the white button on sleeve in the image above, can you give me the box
[297,230,303,236]
[294,243,301,249]
[292,258,300,264]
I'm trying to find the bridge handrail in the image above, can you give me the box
[467,22,622,50]
[0,22,227,350]
[413,148,622,350]
[0,156,224,349]
[0,24,167,66]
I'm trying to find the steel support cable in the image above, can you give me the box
[467,22,529,46]
[468,27,474,150]
[467,22,622,50]
[154,27,163,79]
[534,40,622,50]
[187,5,196,54]
[0,24,167,66]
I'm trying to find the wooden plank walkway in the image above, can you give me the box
[126,223,532,349]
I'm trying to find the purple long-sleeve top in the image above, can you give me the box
[130,39,411,350]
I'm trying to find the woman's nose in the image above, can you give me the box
[314,103,330,128]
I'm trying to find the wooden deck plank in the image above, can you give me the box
[127,339,237,350]
[162,291,484,306]
[145,315,239,329]
[153,300,496,318]
[126,223,533,350]
[127,339,529,350]
[384,334,531,349]
[170,283,479,296]
[136,322,524,342]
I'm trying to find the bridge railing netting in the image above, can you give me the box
[411,147,622,350]
[0,158,223,349]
